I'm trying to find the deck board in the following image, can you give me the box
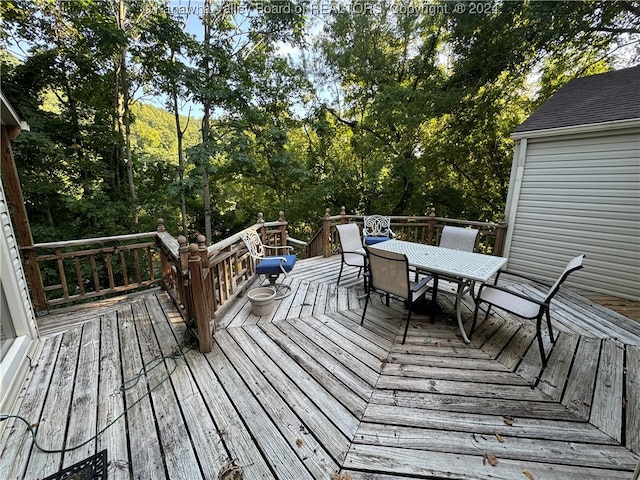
[2,254,639,479]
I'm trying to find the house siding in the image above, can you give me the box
[0,183,39,413]
[505,127,640,301]
[1,188,35,325]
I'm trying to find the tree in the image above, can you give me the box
[1,0,132,237]
[186,0,306,243]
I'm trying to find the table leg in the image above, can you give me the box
[456,280,471,343]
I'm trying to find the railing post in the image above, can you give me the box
[427,207,436,245]
[178,235,189,271]
[24,247,48,314]
[197,234,208,268]
[323,208,331,258]
[494,214,507,256]
[188,243,213,353]
[157,219,170,285]
[257,212,266,243]
[339,206,347,224]
[279,211,287,246]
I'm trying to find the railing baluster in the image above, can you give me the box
[56,248,69,299]
[90,255,100,293]
[120,249,129,287]
[106,252,115,290]
[133,248,142,284]
[147,246,155,282]
[74,258,85,296]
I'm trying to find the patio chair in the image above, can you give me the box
[336,223,366,286]
[470,254,585,366]
[439,225,479,252]
[436,225,480,299]
[363,215,395,245]
[415,226,480,308]
[241,227,297,299]
[361,246,435,344]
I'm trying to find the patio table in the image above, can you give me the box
[368,239,507,343]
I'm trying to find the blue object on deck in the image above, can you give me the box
[241,227,297,298]
[256,255,297,274]
[364,236,390,245]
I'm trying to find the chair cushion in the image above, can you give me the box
[364,236,390,245]
[256,255,297,274]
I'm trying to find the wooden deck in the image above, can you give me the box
[1,255,639,479]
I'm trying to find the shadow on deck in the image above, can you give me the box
[1,255,639,479]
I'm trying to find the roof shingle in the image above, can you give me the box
[514,65,640,133]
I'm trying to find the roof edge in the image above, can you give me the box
[511,118,640,140]
[1,91,30,132]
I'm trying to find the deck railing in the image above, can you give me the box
[23,209,505,353]
[169,212,292,352]
[306,207,507,258]
[22,230,162,315]
[21,214,293,352]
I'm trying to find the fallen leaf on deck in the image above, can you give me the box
[330,473,353,480]
[495,432,504,443]
[296,438,303,448]
[522,469,535,479]
[483,453,499,466]
[503,415,513,426]
[435,341,442,347]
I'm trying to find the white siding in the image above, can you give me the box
[506,128,640,301]
[0,184,39,413]
[0,189,36,327]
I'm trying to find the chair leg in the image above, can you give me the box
[470,300,482,337]
[361,292,370,326]
[337,261,345,286]
[430,275,439,324]
[545,308,554,343]
[536,313,547,366]
[402,309,412,344]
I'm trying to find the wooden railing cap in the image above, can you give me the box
[188,243,200,258]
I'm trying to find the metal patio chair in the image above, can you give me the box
[361,246,435,344]
[363,215,395,246]
[336,223,366,286]
[241,227,297,299]
[439,225,479,252]
[470,254,585,366]
[435,225,480,301]
[415,225,480,310]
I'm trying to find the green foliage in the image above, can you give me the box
[1,0,637,245]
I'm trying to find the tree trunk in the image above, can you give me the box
[201,0,213,244]
[172,77,189,236]
[118,0,138,224]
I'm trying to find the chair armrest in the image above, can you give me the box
[480,284,548,307]
[495,269,552,288]
[411,274,434,293]
[264,245,294,254]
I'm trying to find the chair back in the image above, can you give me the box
[241,228,265,260]
[366,247,409,299]
[363,215,392,238]
[544,254,585,303]
[439,226,478,252]
[336,223,363,252]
